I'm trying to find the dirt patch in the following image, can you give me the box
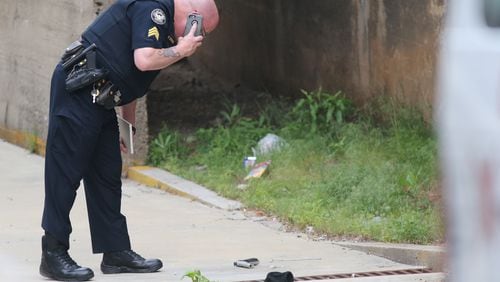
[147,59,267,138]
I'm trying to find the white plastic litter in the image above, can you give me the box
[255,133,286,155]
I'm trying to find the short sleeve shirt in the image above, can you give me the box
[81,0,175,105]
[127,0,175,50]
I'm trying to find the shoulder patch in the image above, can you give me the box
[151,9,166,25]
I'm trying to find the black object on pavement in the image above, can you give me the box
[264,271,294,282]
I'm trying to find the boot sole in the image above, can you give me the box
[101,262,163,274]
[40,264,94,281]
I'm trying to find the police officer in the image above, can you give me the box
[40,0,219,281]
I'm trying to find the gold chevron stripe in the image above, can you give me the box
[148,27,159,41]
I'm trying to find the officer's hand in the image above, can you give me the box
[120,137,128,154]
[176,22,203,57]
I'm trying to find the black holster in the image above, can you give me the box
[62,42,108,92]
[95,81,122,110]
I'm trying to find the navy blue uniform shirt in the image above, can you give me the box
[82,0,175,106]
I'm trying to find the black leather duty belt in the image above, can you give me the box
[61,41,121,109]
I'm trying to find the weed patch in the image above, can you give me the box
[148,90,443,244]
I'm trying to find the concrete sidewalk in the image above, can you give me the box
[0,139,445,281]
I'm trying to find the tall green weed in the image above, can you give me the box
[148,90,442,244]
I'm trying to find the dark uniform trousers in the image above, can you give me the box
[42,63,131,253]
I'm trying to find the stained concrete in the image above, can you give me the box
[0,0,447,160]
[0,0,149,162]
[194,0,447,115]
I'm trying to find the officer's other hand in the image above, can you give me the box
[120,137,128,154]
[176,22,203,57]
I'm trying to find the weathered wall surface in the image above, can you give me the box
[194,0,446,114]
[0,0,446,160]
[0,0,149,162]
[0,0,94,138]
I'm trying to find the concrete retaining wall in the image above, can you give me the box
[0,0,446,160]
[0,0,149,162]
[195,0,446,115]
[0,0,94,141]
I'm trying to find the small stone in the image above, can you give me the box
[306,226,314,234]
[194,165,207,171]
[237,183,249,190]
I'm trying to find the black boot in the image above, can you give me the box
[39,234,94,281]
[101,250,163,274]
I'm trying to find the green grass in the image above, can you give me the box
[148,90,443,244]
[183,270,211,282]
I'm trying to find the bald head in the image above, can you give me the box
[173,0,220,37]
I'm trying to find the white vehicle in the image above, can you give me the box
[438,1,500,281]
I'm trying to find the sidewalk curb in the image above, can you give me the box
[335,242,445,272]
[0,126,45,156]
[127,166,242,211]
